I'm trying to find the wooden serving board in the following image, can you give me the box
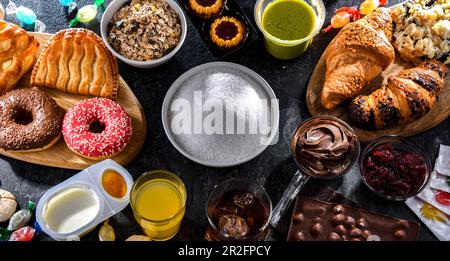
[306,36,450,143]
[0,32,147,170]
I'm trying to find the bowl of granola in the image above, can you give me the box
[101,0,187,68]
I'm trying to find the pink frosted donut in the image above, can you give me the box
[62,98,132,159]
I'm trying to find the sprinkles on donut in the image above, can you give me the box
[62,98,132,160]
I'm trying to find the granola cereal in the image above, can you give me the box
[108,0,182,61]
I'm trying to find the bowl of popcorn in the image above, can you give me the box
[101,0,187,68]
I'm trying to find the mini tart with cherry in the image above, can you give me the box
[209,16,246,49]
[189,0,224,19]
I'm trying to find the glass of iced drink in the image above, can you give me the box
[205,178,272,241]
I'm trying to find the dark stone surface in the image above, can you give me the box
[0,0,440,241]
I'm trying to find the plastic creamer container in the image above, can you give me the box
[36,159,133,241]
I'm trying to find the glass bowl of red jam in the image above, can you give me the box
[360,136,431,201]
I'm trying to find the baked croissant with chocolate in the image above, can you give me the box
[349,60,448,130]
[321,8,395,110]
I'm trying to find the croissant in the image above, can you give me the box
[348,60,448,130]
[321,8,395,110]
[0,21,39,95]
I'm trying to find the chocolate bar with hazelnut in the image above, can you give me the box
[288,197,419,241]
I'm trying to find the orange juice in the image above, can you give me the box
[131,171,186,241]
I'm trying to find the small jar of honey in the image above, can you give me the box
[101,169,127,199]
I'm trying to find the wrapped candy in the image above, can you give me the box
[59,0,75,7]
[34,220,42,235]
[67,2,79,21]
[322,0,388,33]
[59,0,78,20]
[0,227,10,241]
[7,201,35,231]
[5,1,46,32]
[98,219,115,241]
[9,226,35,241]
[436,144,450,176]
[436,191,450,206]
[430,171,450,193]
[406,197,450,241]
[417,188,450,215]
[69,0,105,27]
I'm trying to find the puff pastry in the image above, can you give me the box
[31,28,119,99]
[349,60,448,130]
[0,21,39,95]
[321,8,395,110]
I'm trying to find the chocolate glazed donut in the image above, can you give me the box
[0,88,64,152]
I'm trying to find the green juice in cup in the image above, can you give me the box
[259,0,317,60]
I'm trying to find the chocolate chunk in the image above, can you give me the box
[312,217,322,224]
[310,223,323,237]
[362,230,371,239]
[349,228,363,238]
[328,232,341,241]
[396,220,410,229]
[357,218,368,230]
[395,230,406,239]
[344,216,356,229]
[333,205,345,214]
[334,225,346,235]
[294,231,305,241]
[293,213,304,224]
[331,214,346,226]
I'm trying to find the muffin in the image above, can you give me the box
[209,16,246,49]
[189,0,224,19]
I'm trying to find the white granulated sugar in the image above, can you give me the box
[169,67,273,165]
[203,72,264,124]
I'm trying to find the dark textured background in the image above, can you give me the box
[0,0,442,241]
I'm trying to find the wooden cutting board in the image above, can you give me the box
[0,32,147,170]
[306,35,450,143]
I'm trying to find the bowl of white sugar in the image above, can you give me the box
[162,62,279,167]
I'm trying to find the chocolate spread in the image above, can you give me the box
[292,117,357,176]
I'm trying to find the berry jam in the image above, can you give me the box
[363,144,427,197]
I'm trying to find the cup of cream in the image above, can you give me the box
[36,159,133,241]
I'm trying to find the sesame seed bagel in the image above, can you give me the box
[0,88,64,152]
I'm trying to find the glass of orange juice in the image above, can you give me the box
[130,170,187,241]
